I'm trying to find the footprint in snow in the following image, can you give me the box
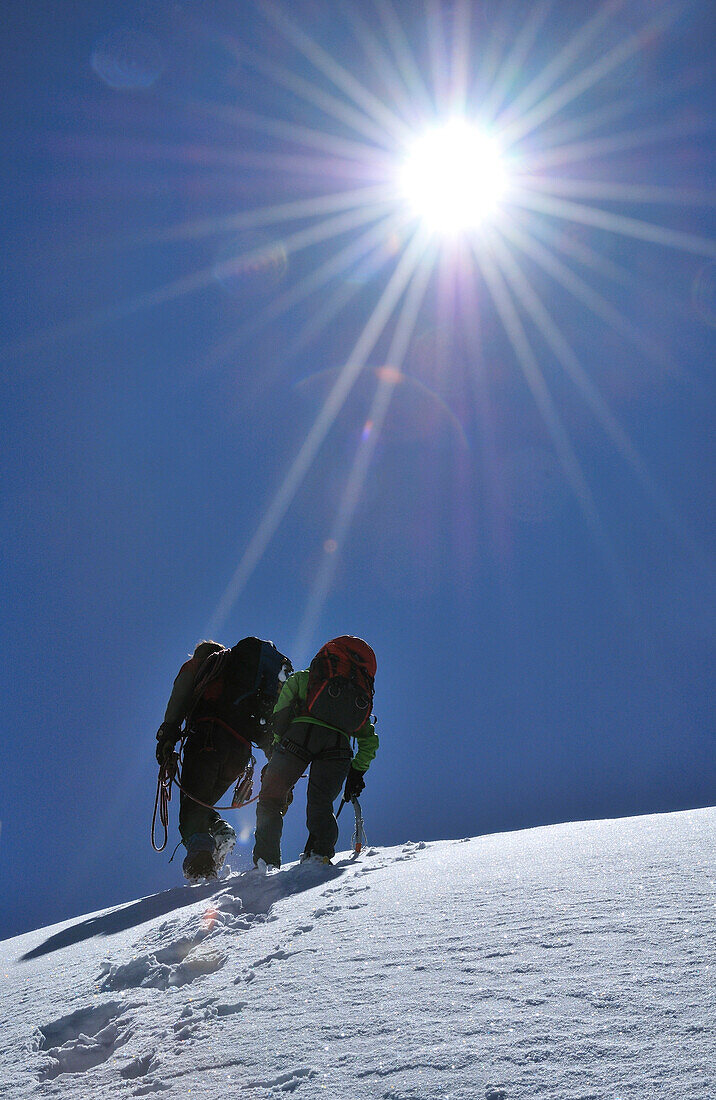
[290,923,314,937]
[215,1000,246,1016]
[35,1001,138,1081]
[321,883,370,899]
[173,997,247,1039]
[133,1080,171,1095]
[245,1067,317,1092]
[394,841,427,861]
[312,903,341,917]
[173,1014,201,1043]
[119,1051,160,1080]
[98,946,226,991]
[235,945,318,985]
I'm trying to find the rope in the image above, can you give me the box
[170,737,260,811]
[151,752,179,852]
[192,647,230,700]
[171,767,262,811]
[151,736,250,854]
[152,731,308,852]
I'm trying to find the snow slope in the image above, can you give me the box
[1,808,713,1099]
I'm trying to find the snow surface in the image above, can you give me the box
[1,808,714,1099]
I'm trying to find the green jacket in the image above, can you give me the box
[273,669,378,773]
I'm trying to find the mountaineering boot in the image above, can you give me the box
[210,820,236,874]
[183,832,217,882]
[253,858,280,875]
[300,853,333,866]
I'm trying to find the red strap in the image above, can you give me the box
[192,715,252,747]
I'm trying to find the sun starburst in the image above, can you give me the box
[5,2,711,650]
[398,118,509,235]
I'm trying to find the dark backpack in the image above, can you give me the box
[192,637,292,742]
[306,636,376,734]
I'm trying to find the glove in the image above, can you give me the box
[344,767,365,802]
[155,724,180,766]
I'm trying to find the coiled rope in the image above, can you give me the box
[152,737,305,853]
[151,740,260,853]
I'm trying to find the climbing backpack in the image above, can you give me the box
[191,637,292,742]
[306,636,376,734]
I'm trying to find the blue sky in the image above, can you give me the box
[1,0,714,939]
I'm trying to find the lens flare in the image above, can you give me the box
[91,27,166,91]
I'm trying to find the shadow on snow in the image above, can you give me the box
[19,860,350,963]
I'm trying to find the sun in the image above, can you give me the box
[399,118,508,236]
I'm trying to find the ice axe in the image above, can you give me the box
[337,796,366,855]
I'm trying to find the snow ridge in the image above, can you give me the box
[1,809,714,1099]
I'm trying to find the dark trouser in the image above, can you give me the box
[179,721,250,845]
[253,722,352,866]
